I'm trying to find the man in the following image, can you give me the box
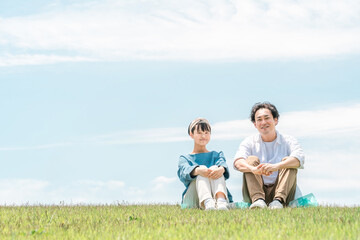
[233,102,304,209]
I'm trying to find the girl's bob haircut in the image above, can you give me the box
[188,118,211,135]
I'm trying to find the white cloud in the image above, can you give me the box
[213,103,360,140]
[0,179,50,205]
[1,0,360,65]
[277,104,360,137]
[151,176,177,191]
[0,177,181,205]
[77,180,125,190]
[0,54,96,67]
[89,128,188,145]
[296,150,360,206]
[301,178,360,191]
[152,176,177,184]
[0,142,74,151]
[0,163,358,205]
[2,103,360,150]
[71,103,360,146]
[0,179,128,205]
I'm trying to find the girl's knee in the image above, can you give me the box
[215,175,225,181]
[196,175,208,182]
[209,165,219,171]
[215,191,227,199]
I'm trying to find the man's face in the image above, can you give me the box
[190,127,211,146]
[253,108,278,136]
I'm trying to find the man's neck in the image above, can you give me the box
[261,131,277,142]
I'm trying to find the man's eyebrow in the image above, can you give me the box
[256,114,269,119]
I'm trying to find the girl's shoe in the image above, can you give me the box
[204,199,216,211]
[216,199,229,211]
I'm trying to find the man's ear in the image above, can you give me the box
[275,118,278,126]
[253,122,257,128]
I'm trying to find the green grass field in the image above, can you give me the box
[0,205,359,239]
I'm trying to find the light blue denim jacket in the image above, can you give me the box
[177,151,233,203]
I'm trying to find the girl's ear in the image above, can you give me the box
[189,132,194,139]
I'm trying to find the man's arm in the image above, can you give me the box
[277,156,300,169]
[233,137,253,171]
[259,156,300,175]
[234,158,262,175]
[287,135,305,168]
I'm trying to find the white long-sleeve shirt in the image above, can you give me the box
[234,131,305,191]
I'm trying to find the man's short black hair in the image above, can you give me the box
[250,102,280,123]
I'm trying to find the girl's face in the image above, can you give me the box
[190,127,211,146]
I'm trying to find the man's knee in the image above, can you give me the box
[288,168,298,175]
[279,157,298,174]
[279,167,298,176]
[246,156,260,166]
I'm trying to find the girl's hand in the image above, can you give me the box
[195,165,211,177]
[208,166,225,180]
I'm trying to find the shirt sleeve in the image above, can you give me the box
[286,136,305,169]
[214,151,230,180]
[233,137,252,169]
[177,155,198,187]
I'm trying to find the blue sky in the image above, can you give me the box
[1,0,359,205]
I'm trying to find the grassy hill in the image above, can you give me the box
[0,205,359,239]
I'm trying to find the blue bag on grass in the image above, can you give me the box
[228,202,251,209]
[289,193,318,208]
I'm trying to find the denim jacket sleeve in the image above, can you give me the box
[177,155,198,187]
[214,151,230,180]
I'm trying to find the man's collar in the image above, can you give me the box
[256,131,282,144]
[275,131,282,144]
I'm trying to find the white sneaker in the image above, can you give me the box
[216,199,229,211]
[204,199,216,211]
[250,199,267,209]
[269,200,283,209]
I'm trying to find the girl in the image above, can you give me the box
[177,118,233,210]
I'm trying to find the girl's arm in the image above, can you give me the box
[177,156,198,186]
[214,151,230,179]
[191,165,211,178]
[208,165,225,180]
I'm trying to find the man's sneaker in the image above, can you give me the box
[249,199,267,209]
[269,199,284,209]
[216,199,229,211]
[204,198,216,211]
